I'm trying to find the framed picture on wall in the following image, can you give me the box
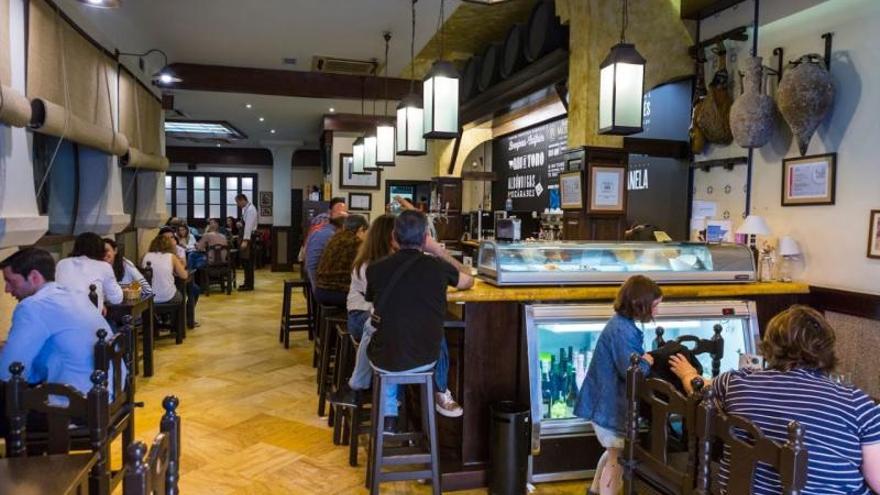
[559,171,583,210]
[587,163,626,214]
[339,153,381,190]
[258,191,273,217]
[782,153,836,206]
[868,210,880,259]
[349,192,372,211]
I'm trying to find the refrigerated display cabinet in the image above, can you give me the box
[478,241,755,286]
[524,300,760,482]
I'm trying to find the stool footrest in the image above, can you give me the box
[381,451,431,466]
[377,470,434,483]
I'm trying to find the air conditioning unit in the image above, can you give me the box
[312,56,377,76]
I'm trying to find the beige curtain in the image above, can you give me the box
[0,0,31,127]
[119,69,168,171]
[27,0,127,154]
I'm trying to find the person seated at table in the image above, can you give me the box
[104,238,152,298]
[196,223,230,265]
[0,248,107,396]
[176,223,197,252]
[314,214,368,307]
[223,216,239,238]
[160,226,186,262]
[301,197,348,271]
[670,305,880,495]
[56,232,123,309]
[142,235,189,305]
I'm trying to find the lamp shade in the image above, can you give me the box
[363,129,379,171]
[598,42,645,135]
[736,215,771,235]
[396,94,427,156]
[778,236,801,256]
[376,123,396,166]
[352,137,367,175]
[423,61,460,139]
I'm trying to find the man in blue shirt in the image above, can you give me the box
[304,197,347,284]
[0,248,107,396]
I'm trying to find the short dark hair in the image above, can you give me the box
[614,275,662,323]
[393,210,428,250]
[235,193,248,202]
[761,305,838,372]
[343,214,369,233]
[71,232,107,261]
[0,248,56,281]
[330,197,346,208]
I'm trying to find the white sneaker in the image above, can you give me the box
[435,390,463,417]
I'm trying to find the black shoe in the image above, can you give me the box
[329,384,358,407]
[383,416,399,436]
[237,285,254,292]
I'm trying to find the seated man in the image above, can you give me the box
[0,248,108,395]
[303,197,348,283]
[365,210,474,426]
[314,215,369,307]
[196,223,229,265]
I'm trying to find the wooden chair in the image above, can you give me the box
[143,261,186,345]
[623,353,705,495]
[654,324,725,377]
[123,396,181,495]
[693,387,808,495]
[201,245,233,296]
[5,362,112,495]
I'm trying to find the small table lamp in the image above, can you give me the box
[778,236,801,282]
[736,215,771,280]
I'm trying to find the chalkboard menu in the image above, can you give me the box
[492,117,568,212]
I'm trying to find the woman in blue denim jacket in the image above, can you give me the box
[574,275,661,495]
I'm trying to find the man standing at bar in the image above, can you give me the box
[236,193,259,291]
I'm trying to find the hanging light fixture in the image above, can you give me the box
[423,0,460,140]
[364,63,382,172]
[397,0,427,156]
[352,78,368,174]
[598,0,646,135]
[375,32,396,166]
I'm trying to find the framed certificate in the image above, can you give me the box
[559,171,583,210]
[782,153,836,206]
[588,164,626,214]
[868,210,880,259]
[348,192,372,211]
[339,153,381,190]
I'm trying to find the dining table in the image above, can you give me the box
[0,453,97,494]
[107,293,155,377]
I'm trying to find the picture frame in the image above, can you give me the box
[587,163,626,214]
[258,191,273,217]
[348,192,372,211]
[868,210,880,259]
[559,171,583,210]
[782,153,836,206]
[338,153,381,190]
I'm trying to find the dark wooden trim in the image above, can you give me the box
[460,171,497,181]
[691,156,748,170]
[623,137,690,159]
[161,63,418,100]
[688,26,750,56]
[292,149,321,168]
[167,146,273,167]
[809,286,880,322]
[161,93,174,110]
[446,132,463,176]
[322,113,395,133]
[460,49,569,126]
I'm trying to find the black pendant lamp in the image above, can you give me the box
[352,79,369,174]
[598,0,646,135]
[397,0,427,156]
[375,33,396,166]
[423,0,460,140]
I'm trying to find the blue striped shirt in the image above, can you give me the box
[713,368,880,494]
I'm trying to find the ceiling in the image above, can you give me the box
[59,0,462,148]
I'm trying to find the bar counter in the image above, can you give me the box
[438,280,810,490]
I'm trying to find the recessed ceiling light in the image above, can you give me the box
[270,129,276,134]
[259,117,265,122]
[329,107,335,113]
[216,143,221,147]
[78,0,120,8]
[245,103,252,109]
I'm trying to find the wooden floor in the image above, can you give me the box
[128,269,585,494]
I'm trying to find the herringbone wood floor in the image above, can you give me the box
[125,269,585,494]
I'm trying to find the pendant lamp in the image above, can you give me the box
[423,0,460,140]
[376,33,396,166]
[397,0,427,156]
[598,0,646,135]
[363,128,380,172]
[352,137,367,174]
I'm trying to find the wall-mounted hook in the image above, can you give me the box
[821,32,833,70]
[772,47,784,83]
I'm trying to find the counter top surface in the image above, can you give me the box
[447,279,810,303]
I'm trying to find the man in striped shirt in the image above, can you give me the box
[671,305,880,494]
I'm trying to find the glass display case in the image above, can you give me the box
[524,300,760,482]
[478,241,755,285]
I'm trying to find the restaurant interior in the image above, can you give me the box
[0,0,879,493]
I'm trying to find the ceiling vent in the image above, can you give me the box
[312,56,377,76]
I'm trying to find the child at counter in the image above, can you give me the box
[574,275,660,495]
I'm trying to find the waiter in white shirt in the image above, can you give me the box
[235,193,259,291]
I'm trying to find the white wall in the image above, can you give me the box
[695,0,880,295]
[331,135,437,220]
[168,162,324,224]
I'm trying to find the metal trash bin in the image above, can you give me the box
[489,401,531,495]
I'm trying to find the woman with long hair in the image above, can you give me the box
[56,232,124,308]
[142,235,188,304]
[103,239,152,297]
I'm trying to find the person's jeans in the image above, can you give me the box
[347,310,371,342]
[369,361,436,417]
[350,329,451,397]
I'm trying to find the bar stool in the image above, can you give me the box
[316,305,345,417]
[330,324,357,443]
[332,333,372,466]
[278,279,313,349]
[366,370,441,495]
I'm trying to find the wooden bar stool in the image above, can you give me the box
[316,306,345,417]
[330,324,356,443]
[366,370,440,495]
[278,279,313,349]
[331,331,372,466]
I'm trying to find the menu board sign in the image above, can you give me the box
[492,118,568,212]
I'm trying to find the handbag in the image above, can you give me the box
[369,255,421,331]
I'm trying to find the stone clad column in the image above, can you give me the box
[263,141,301,271]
